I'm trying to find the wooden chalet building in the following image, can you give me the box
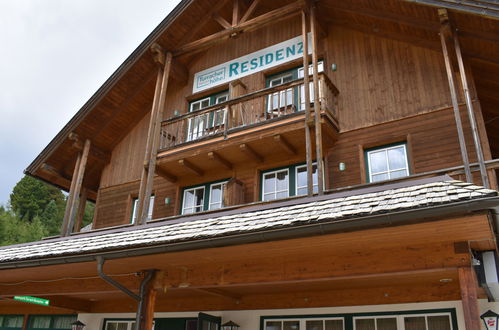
[2,0,499,329]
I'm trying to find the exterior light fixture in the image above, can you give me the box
[222,321,240,330]
[71,320,86,330]
[338,162,346,171]
[481,310,499,330]
[331,63,337,71]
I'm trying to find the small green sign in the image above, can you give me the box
[13,296,50,306]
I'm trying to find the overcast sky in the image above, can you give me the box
[0,0,181,205]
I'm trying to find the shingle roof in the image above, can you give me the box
[0,177,497,265]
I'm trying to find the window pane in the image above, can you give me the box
[276,170,288,191]
[147,196,155,220]
[427,316,451,330]
[325,320,343,330]
[30,316,51,328]
[266,321,282,330]
[369,150,388,173]
[53,315,76,329]
[355,319,375,330]
[209,183,225,210]
[5,316,23,327]
[389,169,408,179]
[296,166,307,190]
[371,173,389,182]
[404,317,426,330]
[201,99,210,108]
[284,321,299,330]
[264,173,276,195]
[387,146,407,170]
[131,198,139,223]
[306,320,323,330]
[183,187,205,214]
[376,318,397,330]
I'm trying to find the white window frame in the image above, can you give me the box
[295,163,318,196]
[366,144,409,183]
[208,181,228,210]
[262,168,290,201]
[353,312,453,330]
[182,186,205,214]
[264,318,345,330]
[130,195,155,224]
[105,320,155,330]
[267,72,294,113]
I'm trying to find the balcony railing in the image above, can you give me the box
[159,72,339,150]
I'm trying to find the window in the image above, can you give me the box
[266,61,324,113]
[27,315,76,330]
[104,320,155,330]
[366,143,409,183]
[0,315,23,329]
[130,195,155,223]
[187,91,229,141]
[353,313,452,330]
[182,180,228,214]
[264,318,344,330]
[261,163,318,201]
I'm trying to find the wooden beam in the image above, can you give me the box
[239,143,263,163]
[232,0,240,26]
[310,4,324,195]
[213,13,232,30]
[73,188,87,233]
[179,159,204,176]
[181,0,231,45]
[274,134,297,155]
[191,288,241,302]
[39,163,72,186]
[208,151,233,170]
[302,10,314,197]
[155,166,178,183]
[439,10,473,183]
[46,296,92,313]
[137,51,173,225]
[458,266,481,330]
[174,1,304,57]
[68,132,111,164]
[240,0,261,24]
[64,139,91,236]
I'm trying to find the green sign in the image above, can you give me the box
[13,295,50,306]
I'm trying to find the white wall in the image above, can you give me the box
[78,300,499,329]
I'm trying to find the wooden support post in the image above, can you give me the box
[310,4,324,195]
[451,26,490,188]
[138,278,157,330]
[208,151,233,170]
[61,139,90,237]
[73,188,87,233]
[439,10,473,184]
[458,266,481,330]
[302,10,314,197]
[136,47,173,226]
[60,154,81,236]
[213,13,231,30]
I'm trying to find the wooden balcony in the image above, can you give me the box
[156,73,339,181]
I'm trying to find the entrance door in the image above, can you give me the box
[197,313,221,330]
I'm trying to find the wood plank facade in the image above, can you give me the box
[4,0,499,329]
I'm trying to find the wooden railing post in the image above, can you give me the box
[310,3,324,194]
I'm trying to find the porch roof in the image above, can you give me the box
[0,175,497,268]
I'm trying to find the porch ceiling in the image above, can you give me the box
[0,212,493,313]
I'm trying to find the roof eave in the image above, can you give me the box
[24,0,194,177]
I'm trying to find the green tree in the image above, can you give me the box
[9,175,64,222]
